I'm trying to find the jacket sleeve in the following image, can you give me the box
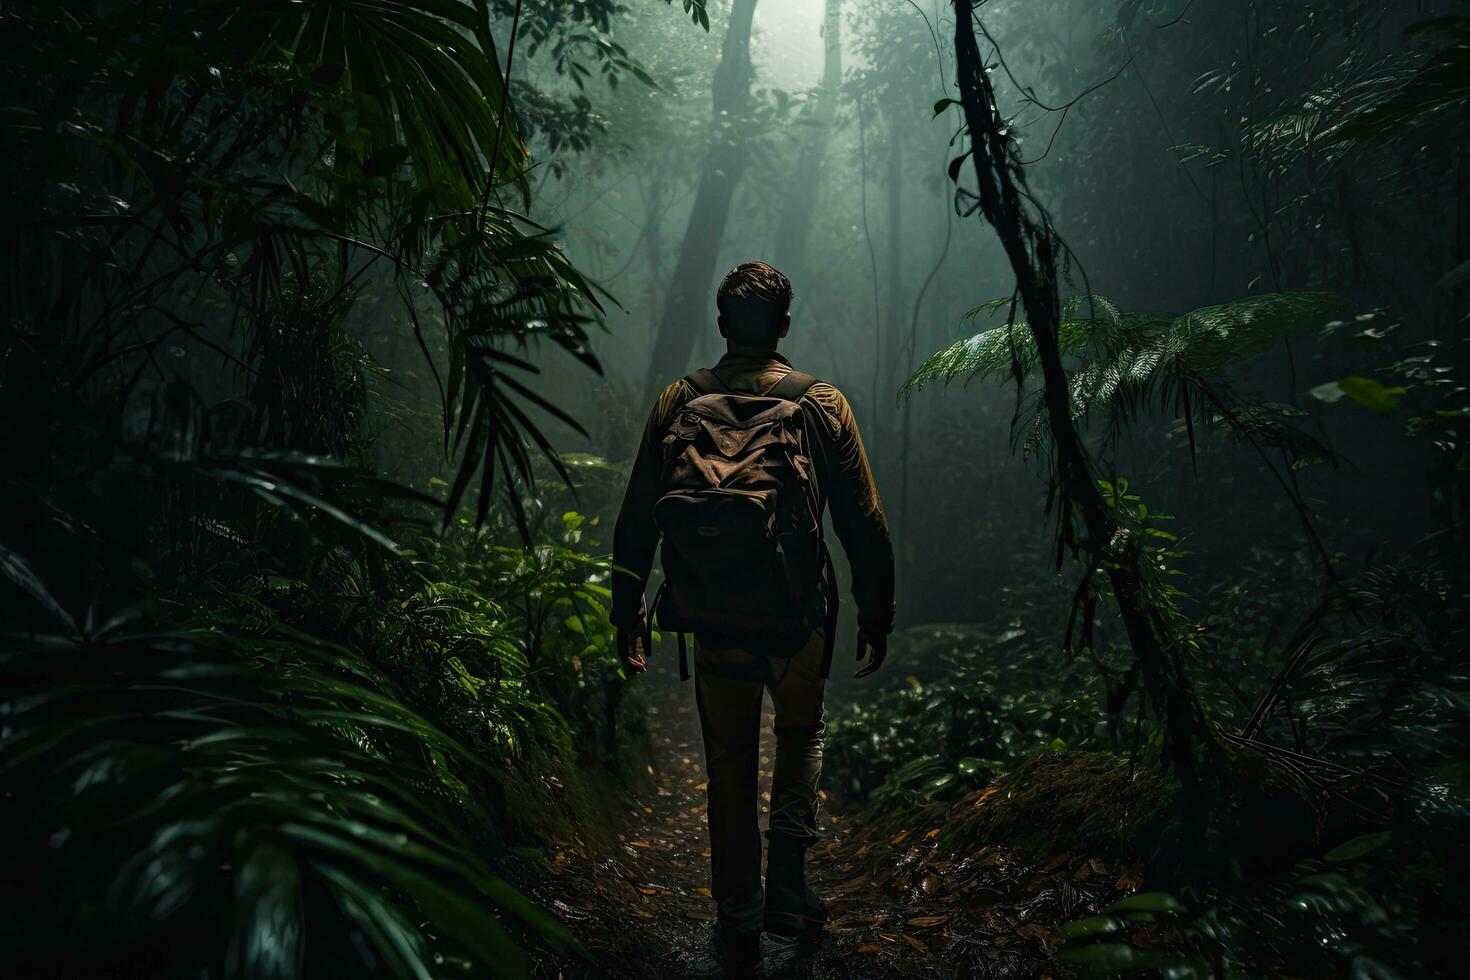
[805,384,896,636]
[611,382,689,630]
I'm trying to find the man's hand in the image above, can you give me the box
[618,626,648,674]
[855,628,887,678]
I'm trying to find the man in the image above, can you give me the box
[612,261,895,975]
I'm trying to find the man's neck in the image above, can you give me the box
[722,343,783,359]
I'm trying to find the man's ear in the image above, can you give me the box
[777,312,791,339]
[716,315,728,339]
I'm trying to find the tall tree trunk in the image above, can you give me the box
[643,0,759,400]
[951,3,1210,780]
[772,0,842,284]
[884,113,904,374]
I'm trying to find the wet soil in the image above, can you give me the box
[529,676,1138,979]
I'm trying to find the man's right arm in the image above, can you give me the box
[611,382,690,666]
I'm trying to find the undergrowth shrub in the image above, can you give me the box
[825,622,1109,811]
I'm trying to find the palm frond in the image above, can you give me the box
[0,571,580,977]
[4,1,606,537]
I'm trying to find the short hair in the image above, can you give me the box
[716,261,793,346]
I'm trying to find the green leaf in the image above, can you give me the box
[0,542,77,633]
[1335,375,1407,414]
[1054,915,1125,942]
[1104,891,1185,915]
[1325,831,1393,862]
[920,772,957,799]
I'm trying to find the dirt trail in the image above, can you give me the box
[531,676,1122,978]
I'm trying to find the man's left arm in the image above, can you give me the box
[805,385,896,677]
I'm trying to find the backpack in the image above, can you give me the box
[649,367,837,681]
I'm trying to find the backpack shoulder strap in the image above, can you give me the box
[685,368,730,396]
[764,369,819,403]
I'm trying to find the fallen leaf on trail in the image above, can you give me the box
[902,934,929,953]
[1131,926,1169,948]
[856,945,882,954]
[926,828,942,838]
[972,787,1001,808]
[628,840,651,849]
[694,887,711,897]
[890,830,909,845]
[876,932,898,943]
[642,806,653,814]
[1115,865,1143,892]
[1016,923,1059,945]
[638,887,657,895]
[1089,857,1108,875]
[907,916,950,928]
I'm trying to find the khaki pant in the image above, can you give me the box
[694,630,826,932]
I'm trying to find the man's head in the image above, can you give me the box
[716,261,792,348]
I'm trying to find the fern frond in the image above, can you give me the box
[905,292,1352,450]
[899,321,1030,399]
[1166,293,1352,376]
[1249,18,1469,173]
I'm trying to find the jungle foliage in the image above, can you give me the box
[0,0,673,975]
[2,0,1467,977]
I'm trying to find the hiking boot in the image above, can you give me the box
[763,833,827,937]
[691,920,763,978]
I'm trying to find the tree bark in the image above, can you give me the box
[884,113,904,373]
[772,0,842,285]
[643,0,759,401]
[951,2,1209,779]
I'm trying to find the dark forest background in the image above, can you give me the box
[1,0,1466,977]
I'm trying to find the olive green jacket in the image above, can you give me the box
[612,347,895,638]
